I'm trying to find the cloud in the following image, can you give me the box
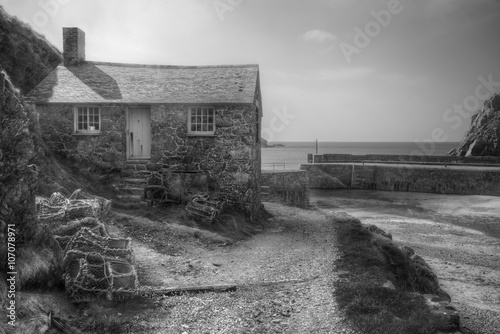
[300,29,336,43]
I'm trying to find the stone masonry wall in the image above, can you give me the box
[149,104,261,219]
[35,104,127,170]
[261,170,309,207]
[301,163,500,196]
[309,154,500,165]
[36,103,262,220]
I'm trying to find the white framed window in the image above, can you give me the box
[74,106,101,133]
[188,107,215,135]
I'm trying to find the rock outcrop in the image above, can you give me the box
[449,94,500,156]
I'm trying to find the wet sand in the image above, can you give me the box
[310,189,500,334]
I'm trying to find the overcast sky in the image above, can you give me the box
[2,0,500,142]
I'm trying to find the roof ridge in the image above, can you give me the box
[61,61,259,69]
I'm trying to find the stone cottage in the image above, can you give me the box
[26,28,263,220]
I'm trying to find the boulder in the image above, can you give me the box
[449,94,500,156]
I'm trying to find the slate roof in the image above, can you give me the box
[26,62,259,104]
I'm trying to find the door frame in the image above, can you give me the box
[126,105,151,160]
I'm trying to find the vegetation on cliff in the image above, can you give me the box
[0,5,62,94]
[1,66,62,305]
[0,9,71,331]
[449,93,500,156]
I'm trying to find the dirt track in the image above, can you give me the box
[109,203,357,334]
[311,189,500,334]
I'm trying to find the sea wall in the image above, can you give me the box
[301,163,500,196]
[261,170,309,207]
[308,154,500,165]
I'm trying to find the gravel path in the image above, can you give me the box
[114,203,358,334]
[311,189,500,334]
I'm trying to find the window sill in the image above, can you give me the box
[187,133,216,137]
[73,131,102,136]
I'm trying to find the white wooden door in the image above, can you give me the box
[128,107,151,159]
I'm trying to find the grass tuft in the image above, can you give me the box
[330,211,444,334]
[16,247,63,290]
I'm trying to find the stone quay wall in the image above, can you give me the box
[261,170,309,207]
[308,153,500,165]
[301,163,500,196]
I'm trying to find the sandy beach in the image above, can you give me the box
[310,189,500,334]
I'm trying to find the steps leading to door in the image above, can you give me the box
[114,161,152,205]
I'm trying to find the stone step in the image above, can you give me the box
[122,178,148,185]
[115,186,144,196]
[125,160,150,164]
[123,164,147,171]
[116,194,143,202]
[120,169,152,178]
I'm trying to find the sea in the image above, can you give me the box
[261,141,461,170]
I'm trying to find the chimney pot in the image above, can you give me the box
[63,27,85,66]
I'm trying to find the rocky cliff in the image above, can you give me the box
[0,65,38,242]
[0,6,62,94]
[449,94,500,156]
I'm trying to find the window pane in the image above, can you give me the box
[189,107,216,132]
[76,106,101,131]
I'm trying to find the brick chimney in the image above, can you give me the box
[63,27,85,66]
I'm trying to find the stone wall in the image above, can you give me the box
[261,170,309,207]
[35,102,262,220]
[308,153,500,164]
[35,104,126,170]
[301,163,500,196]
[149,104,261,219]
